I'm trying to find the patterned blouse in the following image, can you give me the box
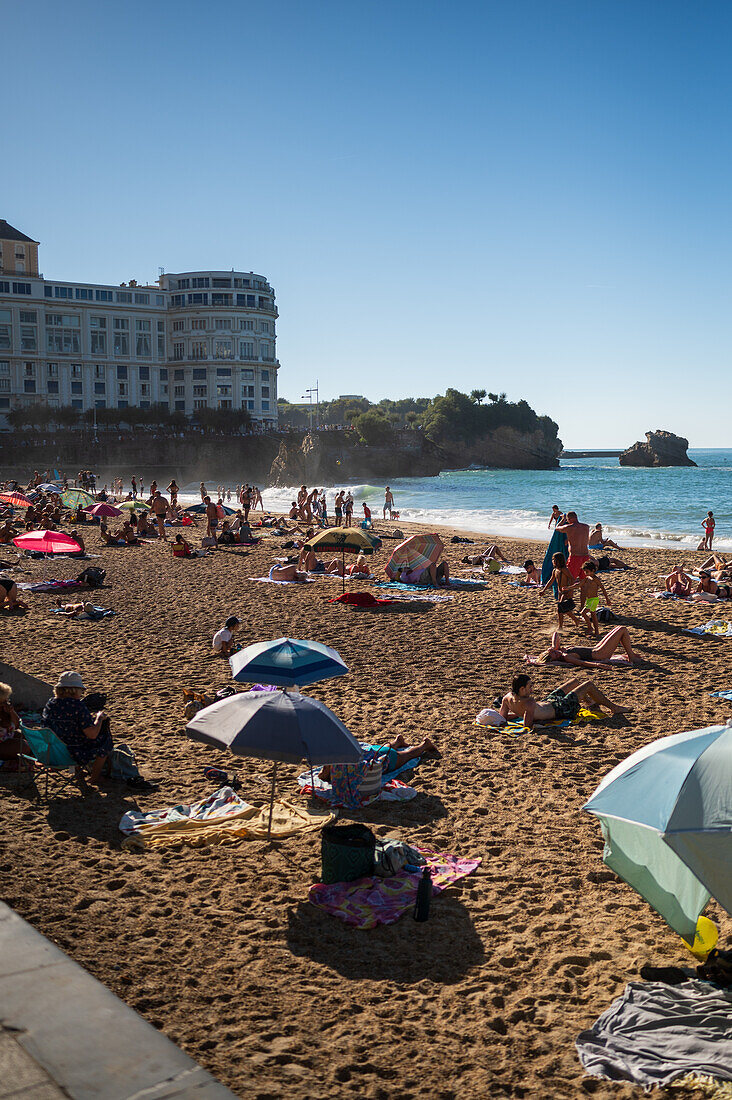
[42,697,113,765]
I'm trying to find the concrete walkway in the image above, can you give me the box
[0,903,237,1099]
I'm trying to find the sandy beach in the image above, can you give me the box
[2,516,730,1100]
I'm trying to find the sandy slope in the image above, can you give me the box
[1,517,729,1099]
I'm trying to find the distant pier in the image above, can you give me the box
[561,450,622,459]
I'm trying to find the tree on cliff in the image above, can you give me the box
[470,389,487,405]
[351,409,393,446]
[421,388,558,446]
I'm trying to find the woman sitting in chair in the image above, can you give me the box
[0,682,29,767]
[42,671,113,785]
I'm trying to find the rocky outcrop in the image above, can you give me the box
[268,430,445,487]
[441,426,562,470]
[619,430,696,468]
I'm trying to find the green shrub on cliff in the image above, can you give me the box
[421,389,558,445]
[351,409,394,446]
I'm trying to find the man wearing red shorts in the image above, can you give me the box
[556,511,590,579]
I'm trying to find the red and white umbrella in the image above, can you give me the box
[13,530,83,554]
[0,492,33,509]
[385,533,444,580]
[85,502,123,518]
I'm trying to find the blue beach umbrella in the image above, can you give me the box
[583,724,732,944]
[230,637,348,688]
[184,502,236,516]
[186,689,362,835]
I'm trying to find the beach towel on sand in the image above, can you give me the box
[119,786,333,849]
[297,751,419,806]
[576,980,732,1087]
[687,620,732,638]
[308,849,481,928]
[710,690,732,702]
[17,579,84,592]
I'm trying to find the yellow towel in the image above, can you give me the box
[121,799,334,850]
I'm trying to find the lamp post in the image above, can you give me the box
[301,382,319,431]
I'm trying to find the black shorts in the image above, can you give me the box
[557,598,575,613]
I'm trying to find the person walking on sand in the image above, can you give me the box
[204,496,219,538]
[200,482,207,502]
[131,476,137,499]
[499,673,630,730]
[540,552,585,632]
[384,487,395,519]
[149,490,169,540]
[555,511,591,579]
[576,559,611,637]
[700,511,715,551]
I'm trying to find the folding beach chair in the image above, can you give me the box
[18,722,78,800]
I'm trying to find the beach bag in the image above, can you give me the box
[597,606,616,622]
[487,559,501,574]
[110,743,141,780]
[77,566,106,587]
[329,754,383,808]
[374,840,425,877]
[321,823,376,884]
[476,707,506,727]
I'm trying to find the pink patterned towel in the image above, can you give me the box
[308,849,481,928]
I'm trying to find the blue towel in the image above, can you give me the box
[542,529,568,594]
[710,690,732,701]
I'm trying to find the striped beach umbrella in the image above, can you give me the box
[13,530,83,555]
[231,637,348,688]
[0,492,33,509]
[117,500,149,512]
[385,533,444,580]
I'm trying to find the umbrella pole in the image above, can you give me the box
[267,761,278,839]
[342,548,345,593]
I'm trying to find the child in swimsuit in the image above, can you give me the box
[539,552,583,631]
[576,560,611,637]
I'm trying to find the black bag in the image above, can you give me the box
[597,606,616,623]
[77,566,106,587]
[84,691,107,710]
[321,823,376,884]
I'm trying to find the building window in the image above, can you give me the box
[118,399,129,408]
[20,310,36,323]
[71,399,83,409]
[24,363,34,377]
[193,368,207,380]
[90,316,106,355]
[216,367,232,376]
[172,320,185,332]
[191,341,207,360]
[215,318,232,330]
[0,397,9,408]
[45,313,81,355]
[157,334,165,359]
[193,385,207,396]
[140,400,150,408]
[242,369,254,381]
[192,277,209,288]
[140,383,150,396]
[175,400,185,411]
[95,400,106,409]
[261,386,270,397]
[118,383,128,396]
[174,369,184,381]
[44,286,52,297]
[70,364,82,377]
[246,294,255,307]
[135,319,151,357]
[116,365,127,380]
[0,282,8,293]
[173,342,184,361]
[156,294,165,306]
[246,400,255,410]
[188,293,208,305]
[212,278,232,288]
[174,385,185,397]
[47,363,58,377]
[116,290,132,303]
[139,366,149,380]
[171,294,184,307]
[177,279,190,290]
[191,319,207,330]
[261,369,269,380]
[0,381,9,393]
[13,282,31,295]
[71,381,83,395]
[75,288,94,300]
[47,380,59,394]
[243,385,254,398]
[213,339,233,360]
[24,379,36,393]
[260,342,272,360]
[240,341,254,360]
[95,382,106,394]
[20,326,37,351]
[262,400,270,411]
[0,361,9,375]
[113,318,129,356]
[0,311,13,352]
[194,399,207,410]
[211,293,232,306]
[159,368,168,380]
[54,286,73,298]
[95,289,113,302]
[241,319,254,331]
[134,292,149,305]
[94,364,104,378]
[217,385,232,396]
[260,321,270,333]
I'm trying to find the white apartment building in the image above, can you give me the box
[0,220,279,427]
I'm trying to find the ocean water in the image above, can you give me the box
[181,449,732,553]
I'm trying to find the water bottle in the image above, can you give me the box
[413,867,432,922]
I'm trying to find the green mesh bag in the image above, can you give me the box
[320,823,376,884]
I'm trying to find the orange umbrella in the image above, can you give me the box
[0,492,32,508]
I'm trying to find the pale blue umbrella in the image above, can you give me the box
[584,724,732,943]
[186,689,362,835]
[230,637,348,688]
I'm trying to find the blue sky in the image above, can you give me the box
[4,1,730,447]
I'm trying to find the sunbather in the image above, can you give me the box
[269,563,309,583]
[527,626,642,667]
[499,673,629,729]
[0,576,27,612]
[396,560,450,586]
[319,733,440,782]
[54,599,96,618]
[665,565,693,596]
[693,570,721,602]
[462,544,508,566]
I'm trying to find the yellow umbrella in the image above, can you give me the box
[304,527,381,591]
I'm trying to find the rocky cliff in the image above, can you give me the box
[268,430,445,486]
[619,430,696,468]
[441,426,562,470]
